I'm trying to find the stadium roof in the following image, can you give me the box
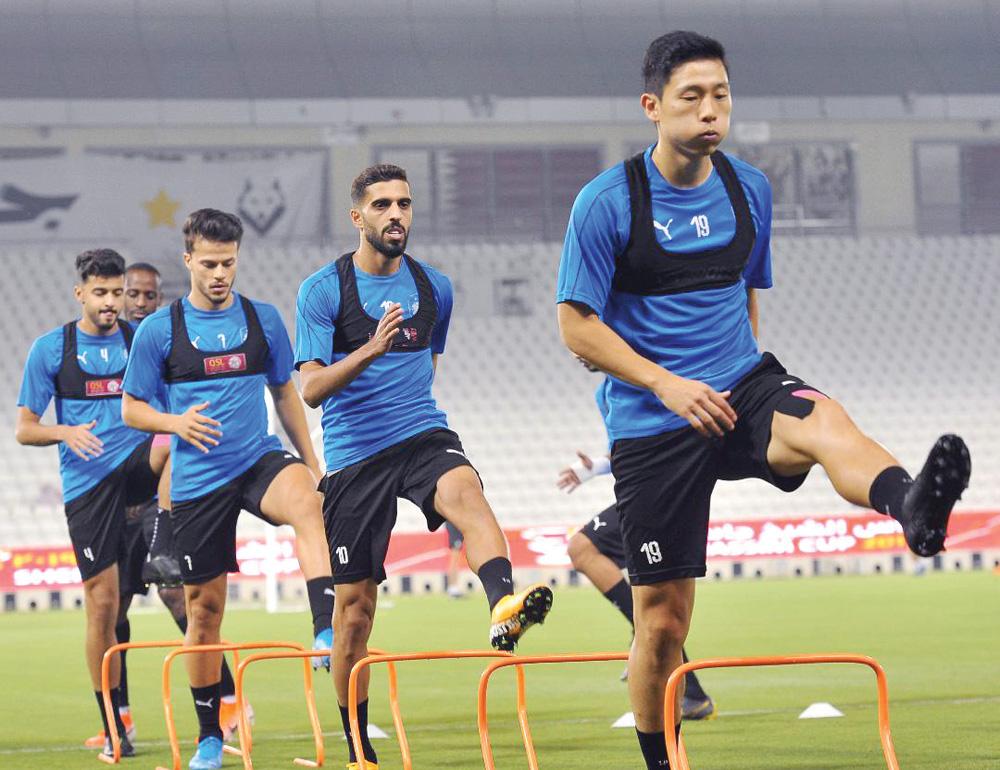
[1,0,998,100]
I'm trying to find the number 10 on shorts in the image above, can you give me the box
[640,541,662,564]
[335,546,349,565]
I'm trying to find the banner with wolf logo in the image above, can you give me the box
[0,147,327,258]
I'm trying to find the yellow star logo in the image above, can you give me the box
[142,189,181,229]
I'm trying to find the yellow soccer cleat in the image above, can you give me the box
[346,763,379,769]
[489,583,554,651]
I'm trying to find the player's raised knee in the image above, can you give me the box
[567,531,598,569]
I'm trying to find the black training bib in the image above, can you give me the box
[54,321,134,400]
[611,150,756,296]
[164,295,270,384]
[331,253,438,355]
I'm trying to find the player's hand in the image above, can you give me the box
[557,450,593,493]
[172,401,222,454]
[305,457,323,483]
[364,303,404,358]
[652,373,737,438]
[61,420,103,461]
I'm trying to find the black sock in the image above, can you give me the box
[219,657,236,699]
[339,699,378,764]
[305,577,335,637]
[191,682,223,742]
[603,579,634,625]
[636,725,679,769]
[477,556,514,610]
[869,466,914,525]
[95,689,127,738]
[115,619,131,708]
[681,648,708,701]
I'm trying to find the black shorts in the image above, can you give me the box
[577,504,627,570]
[64,436,158,582]
[320,428,477,584]
[445,521,465,550]
[171,450,303,585]
[611,352,824,585]
[118,501,154,596]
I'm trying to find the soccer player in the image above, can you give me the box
[560,370,715,720]
[556,31,971,769]
[83,262,247,748]
[296,164,553,770]
[16,249,159,758]
[121,209,334,770]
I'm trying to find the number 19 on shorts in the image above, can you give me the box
[640,541,662,564]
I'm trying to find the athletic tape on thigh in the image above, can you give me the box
[775,388,828,420]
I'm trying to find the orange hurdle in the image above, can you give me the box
[157,641,312,770]
[477,652,656,770]
[348,650,515,770]
[98,638,257,765]
[98,639,184,764]
[232,646,401,770]
[663,653,901,770]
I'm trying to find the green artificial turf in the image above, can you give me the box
[1,571,997,768]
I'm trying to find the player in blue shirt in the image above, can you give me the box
[16,249,165,758]
[296,164,553,770]
[559,358,715,720]
[121,210,333,770]
[557,32,971,770]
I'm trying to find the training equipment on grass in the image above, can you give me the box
[477,651,662,770]
[611,711,636,728]
[348,650,517,770]
[799,702,845,719]
[235,647,399,770]
[663,653,900,770]
[99,638,261,765]
[157,641,315,770]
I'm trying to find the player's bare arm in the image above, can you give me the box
[299,302,404,407]
[15,406,103,460]
[557,301,737,437]
[747,287,759,339]
[121,392,222,454]
[268,379,321,478]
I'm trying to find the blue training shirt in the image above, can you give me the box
[557,146,773,440]
[18,323,147,503]
[121,293,292,502]
[295,256,452,472]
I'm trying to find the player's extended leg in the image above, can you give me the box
[183,574,227,768]
[331,579,379,769]
[82,563,132,753]
[258,462,335,663]
[446,543,464,598]
[433,466,553,650]
[156,583,244,739]
[630,579,695,764]
[568,530,626,594]
[144,455,182,585]
[767,396,970,555]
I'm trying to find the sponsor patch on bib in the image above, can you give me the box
[204,353,247,375]
[85,378,122,397]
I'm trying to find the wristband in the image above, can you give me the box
[569,455,612,485]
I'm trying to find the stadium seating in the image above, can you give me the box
[0,236,997,543]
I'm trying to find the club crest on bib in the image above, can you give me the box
[204,352,248,375]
